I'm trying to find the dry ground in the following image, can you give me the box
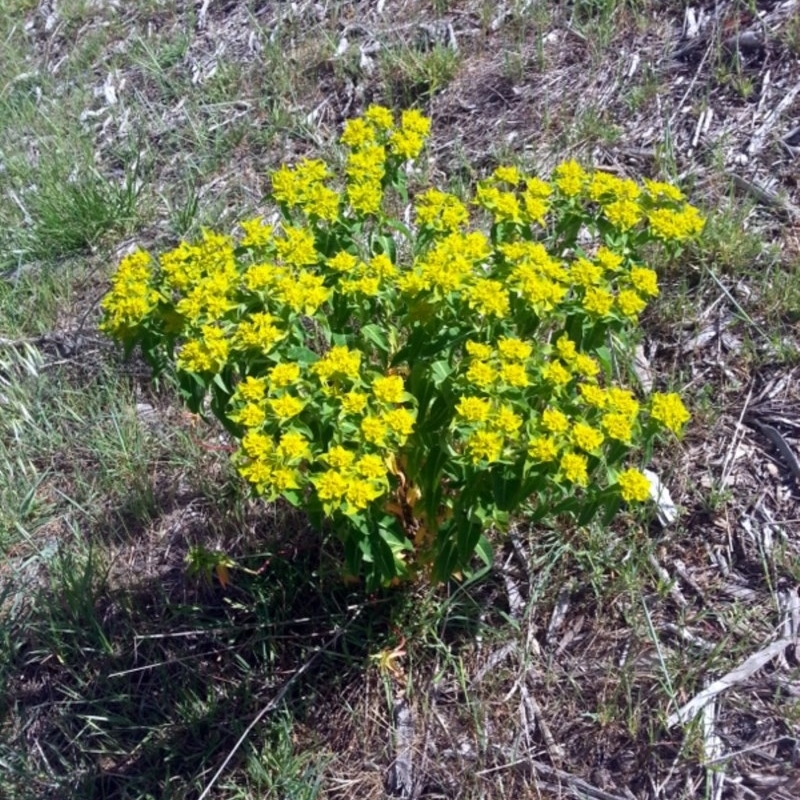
[2,1,800,799]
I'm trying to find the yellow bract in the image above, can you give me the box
[618,468,651,502]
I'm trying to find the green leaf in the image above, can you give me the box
[474,534,493,568]
[374,233,397,263]
[211,371,229,394]
[360,323,390,353]
[285,345,319,364]
[382,218,412,241]
[601,493,622,526]
[432,539,459,583]
[456,521,483,564]
[430,359,452,388]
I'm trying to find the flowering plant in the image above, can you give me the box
[102,106,697,588]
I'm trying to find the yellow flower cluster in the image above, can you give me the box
[100,250,160,335]
[650,392,690,433]
[229,342,417,510]
[449,322,684,498]
[415,188,469,232]
[548,159,705,241]
[101,103,698,571]
[341,105,431,218]
[271,159,341,221]
[177,325,229,373]
[617,468,651,502]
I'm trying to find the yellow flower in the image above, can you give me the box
[606,388,640,420]
[571,422,604,453]
[579,383,607,409]
[583,287,614,317]
[542,407,569,435]
[462,231,492,262]
[617,289,647,318]
[271,165,304,206]
[341,117,376,148]
[456,396,492,424]
[294,158,329,184]
[647,206,705,240]
[650,392,690,434]
[312,346,361,381]
[237,376,267,402]
[400,108,431,137]
[238,459,273,492]
[270,467,300,493]
[328,251,359,273]
[415,188,469,231]
[465,341,493,360]
[389,129,425,160]
[269,362,301,388]
[233,313,284,353]
[466,361,496,389]
[277,272,330,315]
[347,180,383,215]
[325,445,356,470]
[341,391,368,415]
[177,326,229,373]
[240,217,273,247]
[465,279,510,318]
[644,179,684,202]
[356,453,387,481]
[542,360,572,386]
[497,337,532,361]
[618,468,651,502]
[555,335,577,362]
[570,258,604,287]
[241,430,273,459]
[369,253,397,279]
[303,183,340,221]
[476,184,524,224]
[511,268,567,311]
[492,165,523,185]
[269,395,305,421]
[341,275,381,296]
[233,402,266,428]
[274,226,318,267]
[588,171,638,202]
[603,199,641,230]
[466,430,504,463]
[554,160,586,196]
[629,266,659,297]
[364,104,394,130]
[346,144,386,182]
[574,354,600,378]
[372,375,405,404]
[345,479,383,511]
[361,415,388,446]
[595,247,624,272]
[493,406,523,436]
[528,436,559,462]
[602,413,633,442]
[278,431,311,461]
[521,191,549,225]
[559,452,588,486]
[383,408,415,441]
[243,262,278,292]
[500,362,529,388]
[525,176,552,198]
[314,470,349,503]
